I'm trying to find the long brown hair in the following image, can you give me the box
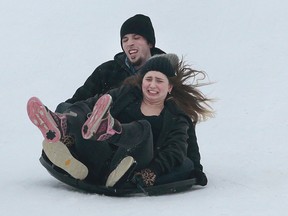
[167,59,214,123]
[123,57,214,123]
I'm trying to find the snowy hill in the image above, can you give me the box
[1,0,288,215]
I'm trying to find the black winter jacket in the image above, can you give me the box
[66,48,165,104]
[100,85,202,175]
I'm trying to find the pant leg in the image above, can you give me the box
[109,120,154,171]
[55,94,99,113]
[65,102,114,183]
[74,139,114,183]
[55,102,73,113]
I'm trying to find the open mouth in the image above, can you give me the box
[147,89,158,95]
[129,49,138,58]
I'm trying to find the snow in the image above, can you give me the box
[1,0,288,215]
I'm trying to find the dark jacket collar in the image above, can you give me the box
[114,47,166,73]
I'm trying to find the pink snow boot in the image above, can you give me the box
[27,97,67,143]
[82,94,122,141]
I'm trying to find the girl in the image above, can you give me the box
[27,54,213,188]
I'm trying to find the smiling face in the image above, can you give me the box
[121,34,153,70]
[141,71,173,104]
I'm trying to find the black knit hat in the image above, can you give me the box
[120,14,156,47]
[140,54,178,77]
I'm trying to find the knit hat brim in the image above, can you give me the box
[120,14,156,47]
[140,54,179,77]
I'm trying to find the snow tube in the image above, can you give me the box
[39,151,197,196]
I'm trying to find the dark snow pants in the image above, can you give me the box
[60,101,194,185]
[63,102,153,183]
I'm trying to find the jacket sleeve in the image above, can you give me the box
[148,115,189,176]
[65,60,119,104]
[76,85,134,114]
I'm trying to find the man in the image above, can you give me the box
[56,14,165,113]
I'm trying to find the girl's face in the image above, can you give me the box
[142,71,173,104]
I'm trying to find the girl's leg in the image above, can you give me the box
[66,102,114,184]
[109,120,154,169]
[27,97,91,180]
[105,120,154,187]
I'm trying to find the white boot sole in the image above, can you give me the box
[105,156,135,187]
[42,140,88,180]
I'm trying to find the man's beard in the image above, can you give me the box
[131,59,142,67]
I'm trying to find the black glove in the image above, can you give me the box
[132,169,157,187]
[192,170,208,186]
